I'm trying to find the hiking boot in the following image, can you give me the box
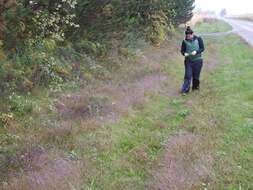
[192,88,200,92]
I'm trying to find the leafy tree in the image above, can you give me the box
[2,0,78,49]
[173,0,195,25]
[2,0,195,46]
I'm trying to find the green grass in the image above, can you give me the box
[175,20,253,189]
[176,33,253,189]
[207,35,253,189]
[74,95,188,189]
[78,32,253,189]
[194,19,232,34]
[1,20,253,190]
[74,33,253,189]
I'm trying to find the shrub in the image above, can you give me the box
[9,94,33,117]
[0,113,14,128]
[148,11,168,45]
[0,40,6,61]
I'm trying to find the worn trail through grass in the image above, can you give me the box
[1,21,253,190]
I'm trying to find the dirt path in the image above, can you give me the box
[150,133,212,190]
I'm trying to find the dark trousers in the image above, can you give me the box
[181,59,203,93]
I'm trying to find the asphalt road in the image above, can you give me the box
[225,19,253,46]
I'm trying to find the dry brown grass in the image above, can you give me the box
[2,149,84,190]
[150,133,213,190]
[40,121,75,149]
[54,46,170,124]
[54,73,168,128]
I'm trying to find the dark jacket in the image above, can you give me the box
[181,35,205,59]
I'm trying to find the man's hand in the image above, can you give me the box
[184,53,189,57]
[191,51,197,56]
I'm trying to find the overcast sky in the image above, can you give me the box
[195,0,253,15]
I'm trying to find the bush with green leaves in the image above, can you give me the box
[8,93,33,117]
[0,37,73,95]
[73,0,195,44]
[0,0,196,96]
[2,0,78,49]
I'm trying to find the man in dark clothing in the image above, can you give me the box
[180,26,205,95]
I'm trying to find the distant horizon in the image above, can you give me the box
[195,0,253,15]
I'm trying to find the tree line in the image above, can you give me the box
[0,0,195,95]
[1,0,195,47]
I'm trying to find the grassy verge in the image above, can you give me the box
[180,31,253,189]
[0,35,187,189]
[194,19,232,34]
[68,26,253,189]
[77,95,188,189]
[205,34,253,189]
[1,20,252,190]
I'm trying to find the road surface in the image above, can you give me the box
[225,19,253,46]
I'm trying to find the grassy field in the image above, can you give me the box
[194,19,233,34]
[215,35,253,189]
[1,20,253,189]
[75,21,253,189]
[75,31,253,189]
[183,34,253,189]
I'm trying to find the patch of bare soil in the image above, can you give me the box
[150,133,213,190]
[2,148,83,190]
[204,43,220,71]
[55,73,168,124]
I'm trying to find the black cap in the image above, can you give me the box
[185,26,193,35]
